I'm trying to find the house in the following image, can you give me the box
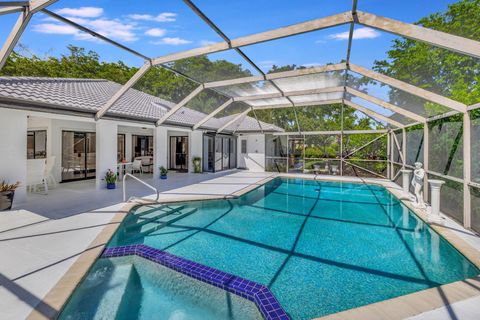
[0,76,282,203]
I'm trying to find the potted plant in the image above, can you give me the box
[193,157,202,173]
[104,169,117,189]
[159,166,168,180]
[0,181,20,211]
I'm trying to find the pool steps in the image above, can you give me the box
[137,208,197,236]
[120,205,198,241]
[87,264,137,319]
[125,205,187,230]
[103,244,289,320]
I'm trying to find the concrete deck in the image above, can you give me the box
[1,171,479,320]
[0,170,274,320]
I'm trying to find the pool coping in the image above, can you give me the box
[27,172,480,320]
[102,244,288,320]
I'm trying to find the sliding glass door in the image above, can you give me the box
[203,133,237,172]
[169,136,188,171]
[61,131,96,182]
[132,135,153,160]
[203,135,215,172]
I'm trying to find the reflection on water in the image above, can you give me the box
[107,177,479,319]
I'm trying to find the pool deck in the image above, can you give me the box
[1,171,479,320]
[0,170,274,320]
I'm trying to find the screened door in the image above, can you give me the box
[203,135,215,172]
[288,138,304,173]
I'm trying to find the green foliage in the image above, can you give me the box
[0,180,20,192]
[373,0,480,108]
[1,45,137,84]
[104,170,117,184]
[193,157,202,173]
[159,166,168,176]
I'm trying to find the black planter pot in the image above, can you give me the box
[0,190,15,211]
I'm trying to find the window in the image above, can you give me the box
[27,130,47,159]
[241,139,247,154]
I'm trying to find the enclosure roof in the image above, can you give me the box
[0,0,479,133]
[0,76,282,132]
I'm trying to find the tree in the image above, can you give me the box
[1,45,136,84]
[373,0,480,110]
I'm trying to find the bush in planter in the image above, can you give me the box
[0,181,20,211]
[193,157,202,173]
[104,170,117,189]
[160,166,168,179]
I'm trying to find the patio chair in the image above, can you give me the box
[134,156,153,173]
[131,159,143,175]
[27,159,48,194]
[45,156,57,188]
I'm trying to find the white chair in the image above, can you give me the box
[134,156,152,173]
[27,159,48,194]
[44,156,57,188]
[131,159,143,175]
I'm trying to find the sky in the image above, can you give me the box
[0,0,459,120]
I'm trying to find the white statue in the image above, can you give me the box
[410,162,426,209]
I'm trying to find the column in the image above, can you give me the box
[427,179,446,225]
[153,126,168,178]
[0,108,27,204]
[400,169,412,198]
[95,120,117,189]
[463,111,471,228]
[189,130,203,173]
[423,124,429,202]
[387,130,391,180]
[402,128,407,168]
[125,133,132,162]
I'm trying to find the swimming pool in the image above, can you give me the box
[65,177,479,319]
[60,255,263,320]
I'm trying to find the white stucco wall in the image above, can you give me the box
[238,134,265,172]
[95,120,117,188]
[189,131,203,173]
[0,108,28,203]
[153,126,168,178]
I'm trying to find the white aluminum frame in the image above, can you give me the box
[0,0,477,231]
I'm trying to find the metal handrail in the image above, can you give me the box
[122,173,160,202]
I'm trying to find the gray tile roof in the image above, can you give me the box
[0,77,283,133]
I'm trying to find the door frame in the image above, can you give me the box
[169,135,189,172]
[61,130,96,182]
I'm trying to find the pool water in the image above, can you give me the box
[60,256,262,320]
[106,177,478,319]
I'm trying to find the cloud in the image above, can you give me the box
[128,12,176,22]
[33,14,138,42]
[258,60,276,70]
[200,40,216,46]
[56,7,103,18]
[301,62,323,68]
[32,23,79,35]
[145,28,167,37]
[151,37,191,45]
[328,27,380,40]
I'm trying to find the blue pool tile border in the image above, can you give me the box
[102,244,289,320]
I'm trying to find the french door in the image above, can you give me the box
[61,131,96,182]
[169,136,189,171]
